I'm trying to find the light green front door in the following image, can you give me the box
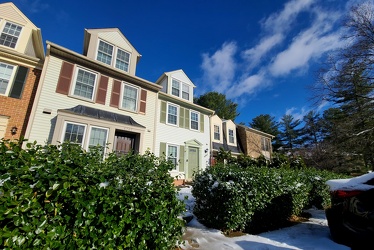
[187,147,199,179]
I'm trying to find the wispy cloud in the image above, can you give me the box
[201,42,237,93]
[200,0,348,116]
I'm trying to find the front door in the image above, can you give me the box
[187,147,199,179]
[114,133,135,155]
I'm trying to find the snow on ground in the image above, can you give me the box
[177,186,350,250]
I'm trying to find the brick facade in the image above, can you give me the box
[0,67,41,140]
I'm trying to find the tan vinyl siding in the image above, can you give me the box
[0,5,27,25]
[98,32,133,53]
[27,56,158,153]
[24,35,37,57]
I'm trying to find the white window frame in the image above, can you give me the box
[171,78,190,101]
[167,103,179,126]
[0,21,23,49]
[96,39,131,73]
[61,122,87,146]
[214,125,220,141]
[120,82,139,112]
[96,40,113,66]
[167,144,179,170]
[190,110,199,131]
[0,62,16,96]
[87,126,109,156]
[228,129,235,144]
[261,137,270,152]
[115,48,131,72]
[71,67,98,101]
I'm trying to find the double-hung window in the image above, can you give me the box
[171,79,180,97]
[182,83,189,100]
[97,40,113,65]
[0,62,14,95]
[261,137,270,151]
[214,125,220,140]
[228,129,235,144]
[171,78,190,101]
[167,145,178,170]
[63,122,86,146]
[73,68,97,100]
[96,40,131,73]
[63,122,109,156]
[115,48,130,72]
[0,22,22,49]
[167,103,178,125]
[121,83,138,112]
[88,126,108,156]
[190,111,199,131]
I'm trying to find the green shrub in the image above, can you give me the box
[0,139,185,249]
[192,162,348,234]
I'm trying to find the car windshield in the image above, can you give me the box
[326,172,374,192]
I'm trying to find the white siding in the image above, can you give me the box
[154,99,211,177]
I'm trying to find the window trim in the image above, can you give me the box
[86,125,109,156]
[171,78,190,101]
[0,62,16,96]
[120,82,139,112]
[70,66,98,101]
[167,103,179,126]
[0,21,23,49]
[61,121,87,146]
[190,110,199,131]
[96,39,114,66]
[96,39,131,73]
[167,144,179,171]
[214,125,221,141]
[229,129,235,144]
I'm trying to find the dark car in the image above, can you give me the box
[325,172,374,248]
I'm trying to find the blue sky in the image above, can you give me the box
[12,0,367,124]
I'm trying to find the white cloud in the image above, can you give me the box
[226,73,265,99]
[201,42,237,92]
[242,34,284,70]
[269,8,344,76]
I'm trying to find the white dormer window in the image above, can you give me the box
[228,129,235,144]
[214,125,220,140]
[115,48,130,72]
[97,40,113,65]
[96,40,130,73]
[0,21,22,49]
[171,78,190,101]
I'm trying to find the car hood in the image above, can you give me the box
[326,172,374,191]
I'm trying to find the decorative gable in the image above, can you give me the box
[0,2,44,60]
[83,28,141,76]
[155,69,196,102]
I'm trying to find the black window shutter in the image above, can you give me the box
[9,66,29,99]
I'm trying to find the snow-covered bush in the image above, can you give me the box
[192,163,345,234]
[0,139,184,249]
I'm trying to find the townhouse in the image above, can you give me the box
[154,70,214,182]
[0,2,44,140]
[25,28,161,156]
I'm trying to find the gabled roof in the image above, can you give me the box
[0,2,45,60]
[59,105,145,128]
[82,28,141,63]
[155,69,196,88]
[236,124,274,138]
